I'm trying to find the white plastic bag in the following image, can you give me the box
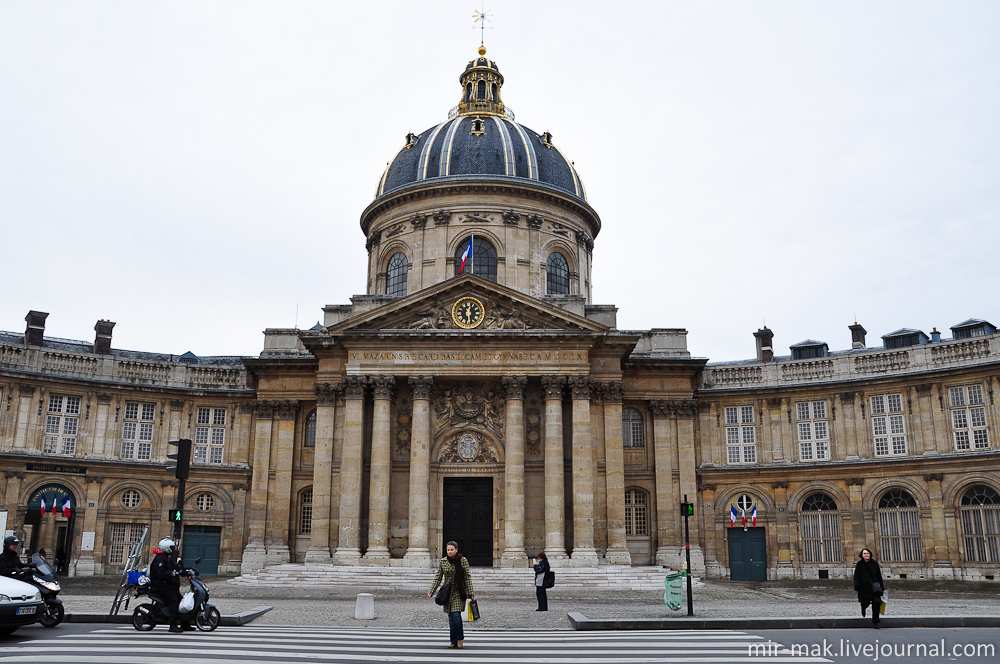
[179,591,195,614]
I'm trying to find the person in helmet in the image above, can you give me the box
[0,536,24,578]
[148,537,191,633]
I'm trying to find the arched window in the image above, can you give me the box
[477,80,486,101]
[304,410,317,448]
[454,237,497,282]
[546,252,570,295]
[299,489,313,536]
[622,407,644,448]
[385,252,408,298]
[624,488,648,536]
[960,485,1000,562]
[465,83,473,102]
[877,489,921,562]
[801,493,842,563]
[490,83,497,100]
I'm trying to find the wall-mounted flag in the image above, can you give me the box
[751,505,757,527]
[459,235,474,274]
[62,496,72,519]
[40,496,47,516]
[730,505,737,528]
[740,506,746,527]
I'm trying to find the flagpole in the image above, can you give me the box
[470,233,474,275]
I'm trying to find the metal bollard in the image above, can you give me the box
[354,593,375,620]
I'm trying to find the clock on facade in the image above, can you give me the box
[452,296,485,329]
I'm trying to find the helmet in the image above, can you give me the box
[158,537,175,554]
[3,535,18,549]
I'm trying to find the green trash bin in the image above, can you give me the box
[664,571,685,611]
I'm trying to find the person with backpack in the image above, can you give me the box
[533,550,550,611]
[427,541,475,648]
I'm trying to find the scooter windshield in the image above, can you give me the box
[31,553,54,576]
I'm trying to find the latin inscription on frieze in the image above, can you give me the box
[348,350,588,366]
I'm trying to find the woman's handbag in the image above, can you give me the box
[871,581,883,594]
[434,582,451,606]
[543,570,555,589]
[466,598,480,621]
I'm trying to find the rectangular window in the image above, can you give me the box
[726,406,757,465]
[44,394,80,456]
[871,395,907,456]
[194,407,226,464]
[796,401,830,461]
[121,401,155,460]
[107,522,146,566]
[624,489,648,536]
[951,385,990,451]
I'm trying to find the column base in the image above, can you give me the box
[500,548,529,567]
[266,544,291,566]
[775,561,796,579]
[304,546,332,564]
[544,546,568,560]
[74,555,97,577]
[333,547,363,565]
[604,547,632,565]
[363,546,391,565]
[241,541,269,575]
[570,547,600,567]
[657,545,705,575]
[402,548,434,567]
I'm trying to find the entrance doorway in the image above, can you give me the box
[25,484,77,575]
[728,527,767,581]
[442,477,493,566]
[182,525,221,575]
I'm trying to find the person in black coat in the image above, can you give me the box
[533,550,550,611]
[0,536,24,578]
[149,537,192,633]
[853,548,885,628]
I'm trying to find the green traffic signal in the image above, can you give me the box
[169,509,183,522]
[680,502,694,517]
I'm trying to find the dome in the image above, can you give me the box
[374,48,587,202]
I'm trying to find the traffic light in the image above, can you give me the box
[167,438,192,480]
[168,509,183,523]
[680,501,694,517]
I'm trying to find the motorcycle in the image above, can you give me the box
[18,553,63,627]
[131,558,220,632]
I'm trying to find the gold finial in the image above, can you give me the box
[478,45,487,56]
[473,6,492,47]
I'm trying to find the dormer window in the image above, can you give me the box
[951,319,996,340]
[790,340,828,360]
[882,329,929,349]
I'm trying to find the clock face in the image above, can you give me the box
[452,296,485,329]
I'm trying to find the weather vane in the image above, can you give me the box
[473,4,492,46]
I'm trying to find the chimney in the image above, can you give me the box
[94,320,116,355]
[24,310,49,347]
[849,322,867,349]
[930,327,941,343]
[754,327,774,363]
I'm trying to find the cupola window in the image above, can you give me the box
[477,80,486,101]
[386,252,408,297]
[454,237,497,282]
[546,252,570,295]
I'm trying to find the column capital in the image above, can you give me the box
[501,375,527,400]
[649,399,697,419]
[370,375,395,401]
[567,375,592,400]
[540,375,565,400]
[19,384,35,396]
[171,399,185,411]
[315,382,343,406]
[4,470,25,479]
[96,392,113,405]
[343,375,368,400]
[408,375,434,400]
[649,400,671,420]
[274,400,299,420]
[597,380,625,405]
[250,400,276,419]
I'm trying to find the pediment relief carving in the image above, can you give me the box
[432,381,505,438]
[437,431,500,464]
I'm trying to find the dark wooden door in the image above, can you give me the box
[182,525,222,575]
[442,477,493,566]
[728,527,767,581]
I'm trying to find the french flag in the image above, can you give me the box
[40,496,47,516]
[730,505,737,528]
[62,496,72,519]
[458,236,473,274]
[751,505,757,527]
[740,506,746,527]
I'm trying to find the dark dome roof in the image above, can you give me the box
[375,117,586,201]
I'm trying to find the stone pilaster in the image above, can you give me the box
[541,376,567,559]
[673,399,704,574]
[335,376,367,564]
[404,376,434,566]
[241,400,274,574]
[74,476,104,576]
[306,383,341,563]
[924,473,952,571]
[13,384,35,450]
[266,401,298,564]
[569,375,598,566]
[771,481,794,578]
[364,375,395,564]
[501,375,528,567]
[89,393,113,458]
[650,399,680,567]
[600,381,630,564]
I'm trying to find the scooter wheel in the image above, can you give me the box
[195,606,220,632]
[39,602,64,627]
[132,605,156,632]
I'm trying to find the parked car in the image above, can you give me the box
[0,575,43,636]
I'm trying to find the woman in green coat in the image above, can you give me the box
[427,540,475,648]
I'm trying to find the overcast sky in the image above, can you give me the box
[2,1,998,363]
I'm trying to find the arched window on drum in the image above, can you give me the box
[959,485,1000,563]
[877,489,922,562]
[385,252,408,298]
[546,252,570,295]
[454,237,497,282]
[800,493,842,563]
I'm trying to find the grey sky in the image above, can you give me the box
[2,1,998,362]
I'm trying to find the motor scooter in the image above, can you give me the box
[131,557,220,632]
[17,553,63,627]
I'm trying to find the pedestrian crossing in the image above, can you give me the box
[2,625,833,663]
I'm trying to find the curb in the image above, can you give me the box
[567,612,1000,631]
[65,606,273,626]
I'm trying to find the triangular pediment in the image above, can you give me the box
[327,274,607,334]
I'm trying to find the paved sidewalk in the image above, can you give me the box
[59,576,1000,629]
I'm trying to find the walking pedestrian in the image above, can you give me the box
[853,548,885,629]
[533,551,549,611]
[427,541,475,648]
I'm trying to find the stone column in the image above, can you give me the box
[335,376,367,565]
[90,393,113,458]
[569,376,599,566]
[241,400,274,574]
[501,375,528,567]
[404,376,434,566]
[772,481,794,578]
[268,401,298,564]
[650,400,680,566]
[600,381,630,564]
[12,384,35,450]
[541,376,567,559]
[306,383,341,563]
[924,473,951,571]
[674,399,704,574]
[74,476,104,576]
[364,375,394,564]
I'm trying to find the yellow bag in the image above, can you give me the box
[465,598,480,621]
[879,591,888,615]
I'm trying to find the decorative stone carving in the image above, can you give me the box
[567,375,592,400]
[384,222,405,238]
[95,393,113,405]
[405,303,452,330]
[648,400,671,420]
[462,212,492,224]
[86,474,104,484]
[410,213,427,229]
[767,398,782,409]
[433,209,451,225]
[432,381,505,436]
[161,479,179,488]
[19,384,35,396]
[502,209,520,226]
[169,399,184,411]
[343,375,368,400]
[845,477,865,487]
[526,213,544,229]
[274,400,299,420]
[4,470,25,479]
[315,382,343,406]
[672,399,699,419]
[437,431,499,463]
[838,392,856,404]
[370,375,395,400]
[602,381,626,405]
[365,230,381,252]
[232,482,250,491]
[698,483,716,492]
[916,384,934,396]
[771,481,788,489]
[501,375,527,400]
[550,222,571,237]
[395,397,412,458]
[923,473,944,482]
[251,400,275,419]
[575,231,594,251]
[483,299,537,330]
[409,375,434,401]
[540,376,565,400]
[525,399,542,456]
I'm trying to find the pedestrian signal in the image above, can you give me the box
[680,502,694,517]
[168,509,183,523]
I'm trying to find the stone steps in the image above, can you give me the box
[230,563,679,591]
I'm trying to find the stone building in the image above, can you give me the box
[2,48,998,581]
